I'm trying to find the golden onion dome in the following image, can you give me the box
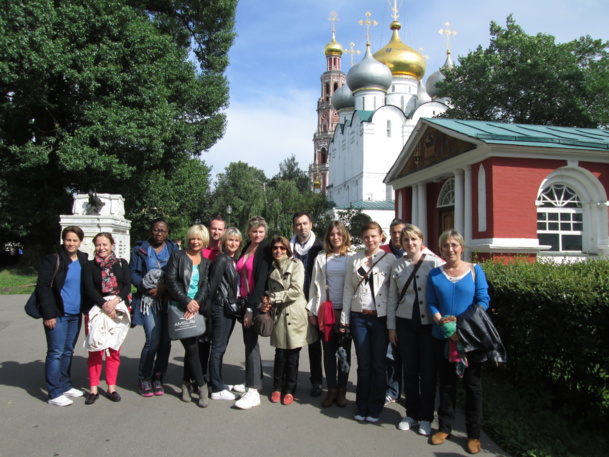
[324,31,343,56]
[313,178,322,189]
[373,21,426,80]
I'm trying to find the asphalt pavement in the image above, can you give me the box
[0,294,508,457]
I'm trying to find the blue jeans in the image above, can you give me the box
[138,306,171,380]
[209,304,236,392]
[44,314,82,399]
[350,312,388,418]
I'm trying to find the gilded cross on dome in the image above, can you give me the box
[329,11,339,33]
[345,42,361,67]
[419,48,429,60]
[390,0,400,21]
[439,21,457,53]
[358,12,378,45]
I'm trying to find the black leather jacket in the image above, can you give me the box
[207,253,239,307]
[166,250,211,314]
[457,303,507,364]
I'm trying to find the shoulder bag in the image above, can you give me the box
[25,254,60,319]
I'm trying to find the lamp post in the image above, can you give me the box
[226,205,232,227]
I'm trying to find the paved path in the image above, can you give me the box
[1,295,508,457]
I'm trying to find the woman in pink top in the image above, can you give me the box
[233,216,272,410]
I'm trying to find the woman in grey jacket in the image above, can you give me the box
[387,224,444,436]
[166,224,211,408]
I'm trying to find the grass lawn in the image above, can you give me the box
[0,267,37,294]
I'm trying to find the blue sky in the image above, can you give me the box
[205,0,609,182]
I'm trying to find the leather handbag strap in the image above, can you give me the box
[354,252,388,293]
[398,254,426,303]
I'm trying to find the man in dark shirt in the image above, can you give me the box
[290,212,324,396]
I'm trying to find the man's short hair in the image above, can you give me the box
[292,212,312,225]
[389,218,406,229]
[209,216,226,228]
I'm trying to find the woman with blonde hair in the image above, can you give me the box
[207,227,244,401]
[233,216,272,410]
[387,224,444,435]
[342,221,394,422]
[166,224,212,407]
[307,221,354,407]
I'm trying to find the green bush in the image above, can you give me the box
[482,258,609,422]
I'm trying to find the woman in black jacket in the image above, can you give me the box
[207,227,243,401]
[82,232,131,405]
[36,225,88,407]
[233,216,272,410]
[166,224,211,408]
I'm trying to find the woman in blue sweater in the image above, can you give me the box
[427,230,490,455]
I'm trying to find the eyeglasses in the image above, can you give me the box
[272,246,287,251]
[152,229,168,234]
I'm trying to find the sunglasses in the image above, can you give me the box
[272,246,287,251]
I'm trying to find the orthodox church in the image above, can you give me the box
[310,10,453,231]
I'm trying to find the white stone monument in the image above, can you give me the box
[60,193,131,260]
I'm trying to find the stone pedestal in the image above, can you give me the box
[60,194,131,260]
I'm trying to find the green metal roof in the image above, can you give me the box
[333,200,395,210]
[357,111,375,122]
[424,118,609,151]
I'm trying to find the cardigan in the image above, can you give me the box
[386,254,445,329]
[36,248,88,319]
[341,250,394,326]
[307,250,355,316]
[426,263,490,340]
[82,258,131,314]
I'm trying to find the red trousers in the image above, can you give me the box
[85,314,121,386]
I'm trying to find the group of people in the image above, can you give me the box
[36,213,492,454]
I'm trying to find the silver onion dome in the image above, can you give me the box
[347,44,392,94]
[332,84,355,111]
[426,52,453,99]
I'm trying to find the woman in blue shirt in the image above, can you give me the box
[427,230,490,455]
[36,226,88,406]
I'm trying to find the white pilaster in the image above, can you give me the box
[417,182,427,239]
[454,170,464,236]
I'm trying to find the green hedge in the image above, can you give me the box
[482,258,609,422]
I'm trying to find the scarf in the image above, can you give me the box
[290,232,317,257]
[95,252,120,295]
[388,242,405,258]
[140,269,165,315]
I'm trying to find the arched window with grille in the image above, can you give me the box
[536,184,583,252]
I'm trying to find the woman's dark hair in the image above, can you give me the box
[62,226,84,242]
[360,221,383,236]
[93,232,115,245]
[270,236,292,258]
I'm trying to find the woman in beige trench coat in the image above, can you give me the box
[262,236,317,405]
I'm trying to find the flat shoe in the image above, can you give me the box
[106,391,121,402]
[282,394,294,405]
[270,391,281,403]
[431,431,450,445]
[467,439,481,454]
[85,393,99,405]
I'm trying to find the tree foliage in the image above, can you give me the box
[209,158,330,241]
[438,15,609,128]
[0,0,236,250]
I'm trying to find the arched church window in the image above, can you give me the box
[320,148,328,164]
[536,184,583,252]
[437,178,455,208]
[386,120,391,138]
[401,96,404,111]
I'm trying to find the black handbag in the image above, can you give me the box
[224,297,246,318]
[25,254,60,319]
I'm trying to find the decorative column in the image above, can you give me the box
[411,185,419,225]
[464,166,472,260]
[417,182,427,239]
[454,169,464,236]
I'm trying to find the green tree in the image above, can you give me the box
[438,15,609,128]
[0,0,236,253]
[273,154,310,192]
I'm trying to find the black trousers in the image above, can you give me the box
[308,326,323,386]
[322,331,351,389]
[181,337,209,386]
[433,337,483,439]
[273,347,301,394]
[396,318,436,422]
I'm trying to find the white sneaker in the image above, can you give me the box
[230,384,247,393]
[48,395,73,407]
[366,416,379,423]
[211,389,238,401]
[398,416,418,431]
[234,388,260,409]
[64,388,84,398]
[418,420,432,436]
